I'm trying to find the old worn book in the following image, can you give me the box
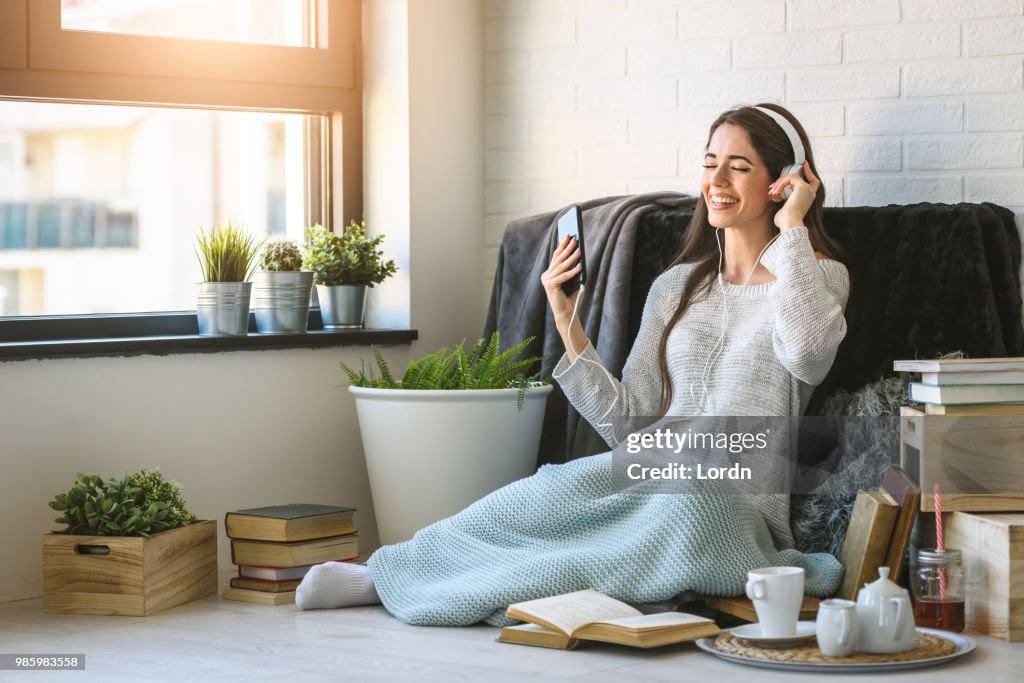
[909,382,1024,405]
[894,357,1024,373]
[881,465,921,583]
[498,623,578,650]
[923,402,1024,415]
[503,589,719,649]
[230,534,358,568]
[921,369,1024,385]
[837,491,899,600]
[222,587,296,605]
[229,576,302,593]
[237,564,314,581]
[704,595,820,622]
[225,504,356,542]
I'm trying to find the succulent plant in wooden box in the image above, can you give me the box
[43,468,216,616]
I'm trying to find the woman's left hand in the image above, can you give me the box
[770,161,820,231]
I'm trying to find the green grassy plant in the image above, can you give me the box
[194,220,262,282]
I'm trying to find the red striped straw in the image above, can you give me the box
[935,484,946,600]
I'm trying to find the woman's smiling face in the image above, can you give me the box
[701,122,776,232]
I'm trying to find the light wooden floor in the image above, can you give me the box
[1,576,1020,682]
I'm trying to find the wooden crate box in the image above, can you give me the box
[43,519,217,616]
[945,512,1024,642]
[900,407,1024,512]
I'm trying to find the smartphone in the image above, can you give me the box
[556,204,586,296]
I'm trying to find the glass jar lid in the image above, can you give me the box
[918,548,962,565]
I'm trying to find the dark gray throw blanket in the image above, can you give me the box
[483,192,697,466]
[489,199,1024,471]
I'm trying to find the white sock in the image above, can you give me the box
[295,561,380,610]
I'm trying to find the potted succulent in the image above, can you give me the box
[341,332,552,544]
[252,238,314,334]
[43,468,217,616]
[303,221,397,329]
[194,220,262,336]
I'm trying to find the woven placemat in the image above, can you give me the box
[713,631,957,664]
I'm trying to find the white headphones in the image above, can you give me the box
[753,105,806,200]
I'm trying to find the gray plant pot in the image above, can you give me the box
[317,284,367,329]
[196,282,252,337]
[253,271,314,334]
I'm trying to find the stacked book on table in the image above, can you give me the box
[221,503,358,605]
[896,356,1024,414]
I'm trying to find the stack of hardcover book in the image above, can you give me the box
[896,357,1024,414]
[221,503,358,605]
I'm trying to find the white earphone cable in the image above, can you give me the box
[565,282,619,431]
[689,230,781,414]
[567,229,780,428]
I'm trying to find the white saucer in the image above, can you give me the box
[728,621,817,648]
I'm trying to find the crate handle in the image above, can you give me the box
[75,544,110,555]
[905,419,916,434]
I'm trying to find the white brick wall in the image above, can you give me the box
[483,0,1024,285]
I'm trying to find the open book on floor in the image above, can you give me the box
[499,589,720,650]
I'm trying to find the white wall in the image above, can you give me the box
[482,0,1024,283]
[365,0,485,350]
[408,0,486,350]
[0,345,407,603]
[363,0,412,331]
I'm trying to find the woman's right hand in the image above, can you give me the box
[541,234,582,328]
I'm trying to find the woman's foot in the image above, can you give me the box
[295,561,381,610]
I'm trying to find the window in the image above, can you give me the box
[0,0,364,331]
[0,101,325,316]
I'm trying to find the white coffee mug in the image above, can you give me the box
[816,598,858,657]
[745,566,805,638]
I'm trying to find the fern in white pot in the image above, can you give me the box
[342,333,552,544]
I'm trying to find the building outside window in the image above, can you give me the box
[0,102,317,316]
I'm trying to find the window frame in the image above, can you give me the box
[0,0,386,355]
[31,0,355,89]
[0,0,27,69]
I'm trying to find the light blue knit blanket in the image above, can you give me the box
[366,453,843,627]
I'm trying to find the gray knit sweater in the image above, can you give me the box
[552,226,851,547]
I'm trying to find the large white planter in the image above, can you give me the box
[350,384,553,545]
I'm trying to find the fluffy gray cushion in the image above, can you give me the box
[791,375,912,557]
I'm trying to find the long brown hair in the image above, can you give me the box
[655,103,844,415]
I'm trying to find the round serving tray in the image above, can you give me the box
[695,628,976,673]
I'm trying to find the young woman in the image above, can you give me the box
[294,103,850,625]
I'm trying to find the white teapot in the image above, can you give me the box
[855,567,916,653]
